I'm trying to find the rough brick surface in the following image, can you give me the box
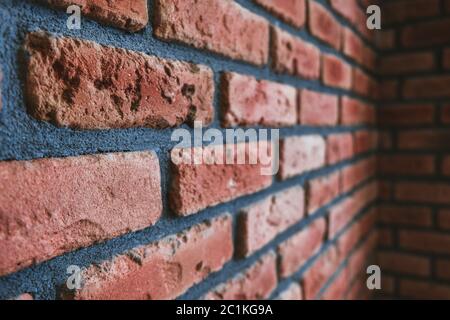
[154,0,269,65]
[299,89,338,126]
[25,32,214,129]
[42,0,149,32]
[278,218,326,277]
[326,133,354,165]
[309,1,341,49]
[354,130,378,154]
[399,230,450,255]
[341,96,375,125]
[64,215,233,300]
[221,72,297,127]
[306,172,340,214]
[0,152,162,276]
[254,0,306,28]
[341,156,376,193]
[279,135,326,179]
[271,27,321,79]
[237,187,305,257]
[205,253,277,300]
[322,54,352,90]
[169,143,273,216]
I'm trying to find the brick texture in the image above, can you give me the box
[299,89,338,126]
[255,0,306,28]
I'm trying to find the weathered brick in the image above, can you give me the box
[0,152,162,276]
[321,267,349,300]
[378,104,435,126]
[326,133,354,165]
[338,209,376,257]
[341,96,375,125]
[41,0,149,31]
[237,187,305,257]
[352,68,377,98]
[254,0,306,28]
[271,26,321,79]
[353,130,378,154]
[378,252,431,276]
[278,218,326,277]
[64,215,233,300]
[378,205,433,227]
[341,156,376,193]
[380,52,435,75]
[403,75,450,98]
[306,172,340,214]
[378,154,435,176]
[299,89,338,126]
[154,0,269,65]
[308,1,341,49]
[221,72,297,127]
[395,182,450,204]
[25,32,214,129]
[205,252,277,300]
[279,135,326,179]
[169,143,273,216]
[322,54,352,90]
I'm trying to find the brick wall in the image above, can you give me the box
[377,0,450,299]
[0,0,382,300]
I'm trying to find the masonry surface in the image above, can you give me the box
[0,0,448,300]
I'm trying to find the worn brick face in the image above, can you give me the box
[154,0,269,65]
[0,152,162,276]
[41,0,149,32]
[306,172,341,214]
[322,54,352,90]
[255,0,306,28]
[25,32,214,129]
[299,89,338,126]
[221,72,297,127]
[63,215,233,300]
[309,1,341,49]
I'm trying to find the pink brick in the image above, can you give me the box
[322,54,352,90]
[0,152,162,276]
[306,172,341,214]
[221,72,297,127]
[255,0,306,28]
[309,1,341,49]
[64,215,233,300]
[237,187,305,257]
[326,133,354,165]
[341,96,376,125]
[299,89,338,126]
[154,0,269,65]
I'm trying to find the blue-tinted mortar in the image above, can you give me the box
[0,0,380,299]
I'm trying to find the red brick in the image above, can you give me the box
[438,210,450,230]
[341,97,375,125]
[378,104,435,126]
[271,26,321,79]
[442,105,450,123]
[205,252,277,300]
[378,131,393,150]
[347,231,378,279]
[237,186,305,257]
[341,156,376,193]
[154,0,269,65]
[436,259,450,280]
[378,227,394,247]
[398,130,450,150]
[326,133,354,165]
[400,279,450,299]
[378,205,433,227]
[25,32,214,129]
[395,182,450,204]
[299,89,338,126]
[254,0,306,28]
[400,230,450,255]
[378,180,392,200]
[352,68,377,98]
[375,30,396,50]
[403,75,450,99]
[322,54,352,90]
[378,154,435,176]
[338,209,376,257]
[402,19,450,48]
[342,28,364,64]
[328,182,378,238]
[442,156,450,175]
[378,80,398,101]
[42,0,148,31]
[378,252,430,277]
[0,152,162,276]
[308,1,341,49]
[329,0,360,25]
[380,52,435,75]
[306,172,340,214]
[221,72,297,127]
[64,215,232,300]
[169,143,273,216]
[279,135,326,179]
[353,130,378,154]
[322,267,349,300]
[275,283,303,300]
[382,0,440,24]
[302,245,340,300]
[444,48,450,69]
[278,218,326,277]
